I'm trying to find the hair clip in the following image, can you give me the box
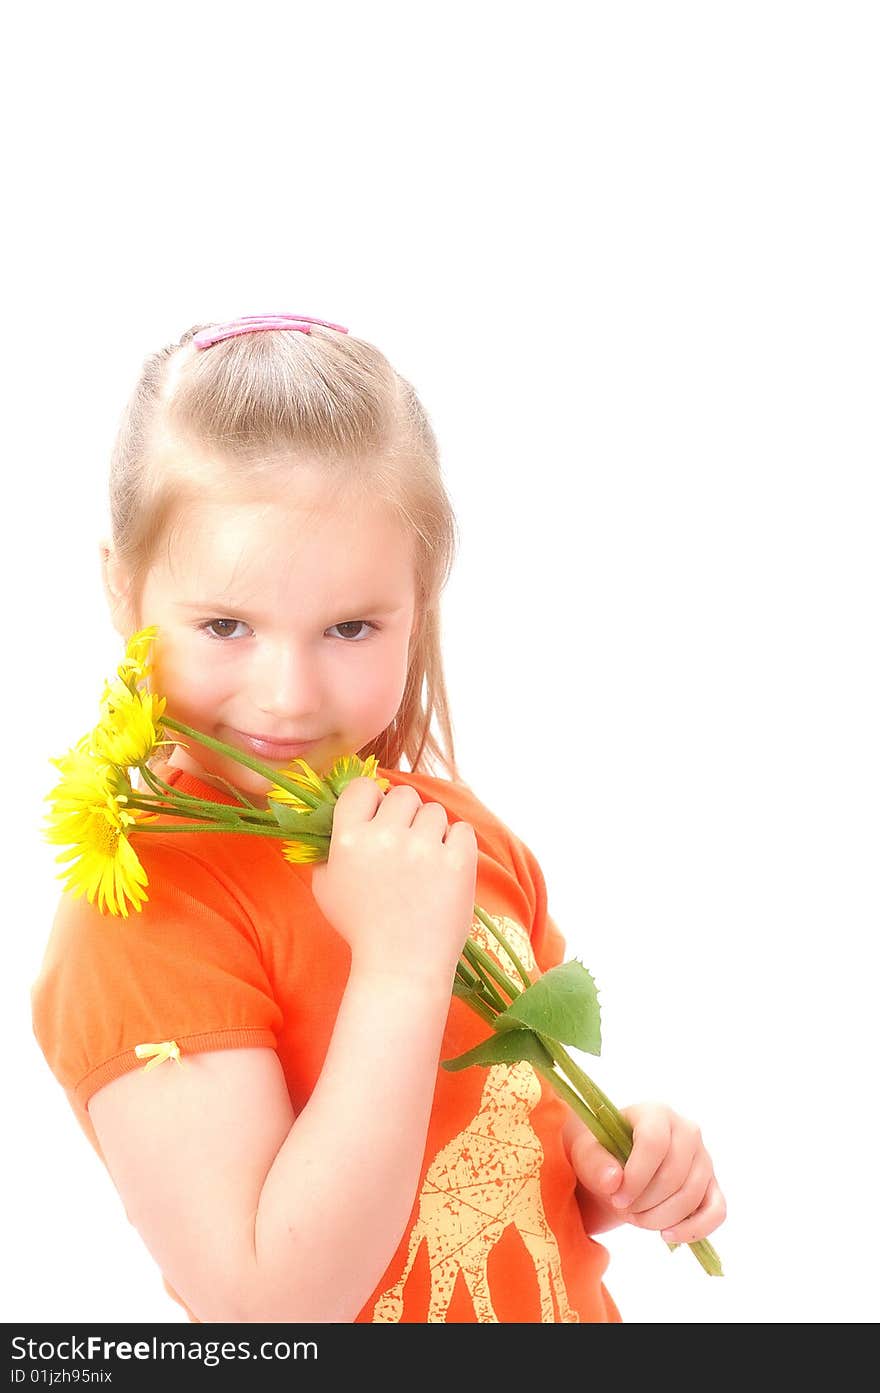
[193,314,349,350]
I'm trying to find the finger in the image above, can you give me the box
[660,1176,727,1245]
[570,1128,626,1198]
[610,1110,672,1209]
[627,1152,714,1230]
[411,801,449,837]
[443,818,479,870]
[372,783,425,824]
[394,803,450,858]
[625,1121,702,1215]
[330,777,386,835]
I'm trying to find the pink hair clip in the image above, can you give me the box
[193,313,349,350]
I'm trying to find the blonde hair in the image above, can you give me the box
[108,320,464,782]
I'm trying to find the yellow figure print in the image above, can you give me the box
[372,916,579,1323]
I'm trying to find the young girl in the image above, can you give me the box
[31,313,725,1324]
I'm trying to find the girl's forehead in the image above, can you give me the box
[156,478,415,591]
[166,455,378,525]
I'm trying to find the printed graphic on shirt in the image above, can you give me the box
[371,915,579,1323]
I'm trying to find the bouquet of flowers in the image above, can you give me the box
[45,628,722,1277]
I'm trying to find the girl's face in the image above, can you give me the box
[130,466,419,802]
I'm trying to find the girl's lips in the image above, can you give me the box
[227,730,320,761]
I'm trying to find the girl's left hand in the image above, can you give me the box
[566,1102,726,1245]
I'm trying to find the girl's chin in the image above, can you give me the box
[168,734,346,787]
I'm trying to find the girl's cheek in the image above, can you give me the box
[363,652,409,706]
[154,644,222,715]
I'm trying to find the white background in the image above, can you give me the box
[3,2,877,1326]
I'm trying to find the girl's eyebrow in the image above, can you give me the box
[175,599,262,610]
[173,599,404,615]
[173,600,262,614]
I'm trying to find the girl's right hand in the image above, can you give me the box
[310,778,479,988]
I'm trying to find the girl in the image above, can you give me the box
[31,313,725,1324]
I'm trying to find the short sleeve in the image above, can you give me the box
[31,839,283,1125]
[502,829,568,975]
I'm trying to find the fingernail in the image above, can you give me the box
[600,1166,619,1189]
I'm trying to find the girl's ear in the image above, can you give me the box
[99,540,136,637]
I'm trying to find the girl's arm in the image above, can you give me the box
[88,968,454,1323]
[253,965,457,1318]
[88,778,480,1323]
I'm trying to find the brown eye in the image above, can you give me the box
[204,619,247,639]
[328,621,375,641]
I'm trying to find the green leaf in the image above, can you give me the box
[267,799,335,837]
[441,1028,555,1072]
[493,959,602,1055]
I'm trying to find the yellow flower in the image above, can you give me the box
[324,753,390,798]
[92,679,169,768]
[268,752,389,809]
[280,840,325,866]
[47,744,120,813]
[265,758,329,811]
[45,748,148,917]
[51,806,149,918]
[117,625,158,691]
[270,753,390,864]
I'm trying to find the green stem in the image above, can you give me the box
[452,980,499,1028]
[161,717,324,806]
[128,791,283,836]
[459,943,510,1014]
[454,961,481,992]
[139,761,264,815]
[207,776,260,809]
[458,921,724,1278]
[548,1040,635,1159]
[461,937,522,1006]
[472,904,533,989]
[537,1037,722,1276]
[534,1059,627,1161]
[125,822,281,837]
[684,1239,724,1278]
[125,795,256,824]
[127,821,330,847]
[138,762,180,800]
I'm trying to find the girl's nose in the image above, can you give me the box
[253,643,323,720]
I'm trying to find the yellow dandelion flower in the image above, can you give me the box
[280,840,325,865]
[266,758,329,809]
[45,749,148,917]
[117,625,159,691]
[268,752,389,809]
[53,815,149,918]
[92,679,169,768]
[324,752,390,797]
[268,760,334,864]
[46,745,124,817]
[49,798,147,918]
[269,753,389,865]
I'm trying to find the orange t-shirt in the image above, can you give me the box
[31,762,621,1324]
